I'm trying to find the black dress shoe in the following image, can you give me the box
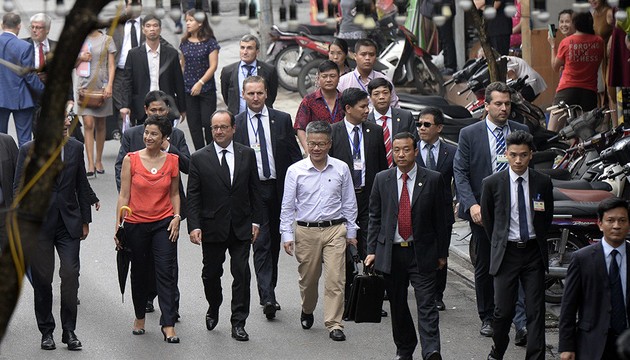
[205,313,219,331]
[425,351,442,360]
[480,320,494,337]
[41,333,56,350]
[393,355,412,360]
[329,329,346,341]
[487,346,500,360]
[435,299,446,311]
[514,327,527,346]
[263,302,276,320]
[381,309,388,317]
[274,302,281,311]
[145,301,155,313]
[300,311,314,329]
[231,326,249,341]
[61,330,82,351]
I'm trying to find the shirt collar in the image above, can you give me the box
[373,108,392,121]
[397,164,418,181]
[240,60,258,69]
[213,141,234,155]
[344,119,362,133]
[353,68,374,81]
[145,42,160,54]
[509,167,529,183]
[247,106,268,120]
[33,38,50,48]
[486,118,507,132]
[602,239,627,259]
[306,154,332,171]
[420,139,440,149]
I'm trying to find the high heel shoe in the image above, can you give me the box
[161,326,180,343]
[132,319,145,335]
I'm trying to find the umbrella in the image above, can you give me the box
[115,206,133,303]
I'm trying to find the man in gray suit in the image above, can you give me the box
[365,132,449,360]
[367,78,416,168]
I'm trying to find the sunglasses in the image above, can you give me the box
[416,121,435,128]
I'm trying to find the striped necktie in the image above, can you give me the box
[380,115,393,168]
[495,126,508,172]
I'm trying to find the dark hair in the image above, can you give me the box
[354,38,378,53]
[485,81,511,103]
[211,110,235,126]
[143,14,161,27]
[573,12,595,35]
[393,132,418,149]
[242,75,267,90]
[558,9,573,20]
[126,0,142,6]
[2,13,21,29]
[329,38,349,55]
[144,115,172,138]
[318,59,339,74]
[340,88,368,109]
[418,107,445,125]
[144,90,169,107]
[367,78,393,95]
[305,120,332,139]
[181,9,215,43]
[597,197,630,221]
[505,130,535,151]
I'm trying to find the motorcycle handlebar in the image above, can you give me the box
[457,86,472,96]
[546,134,559,143]
[586,156,602,166]
[443,78,455,86]
[600,166,629,180]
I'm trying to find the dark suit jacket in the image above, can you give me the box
[220,60,278,115]
[0,134,18,208]
[120,43,186,123]
[417,139,457,226]
[14,138,92,239]
[0,32,44,109]
[114,124,190,218]
[233,108,302,201]
[367,107,417,140]
[24,37,58,61]
[480,169,554,276]
[453,120,528,221]
[329,120,388,193]
[558,241,630,359]
[187,141,263,242]
[367,166,449,274]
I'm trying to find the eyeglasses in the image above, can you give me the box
[30,25,46,30]
[306,141,330,149]
[416,121,435,128]
[211,125,231,132]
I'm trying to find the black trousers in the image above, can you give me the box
[185,91,216,151]
[471,222,494,322]
[32,215,80,335]
[253,180,281,305]
[435,224,453,302]
[345,189,369,304]
[126,217,178,326]
[146,247,180,312]
[437,16,456,70]
[492,241,546,360]
[201,228,251,327]
[385,244,440,359]
[489,35,511,56]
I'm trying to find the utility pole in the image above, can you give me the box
[258,0,274,60]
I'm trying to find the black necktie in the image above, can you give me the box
[517,177,529,242]
[221,149,230,183]
[426,144,436,170]
[352,126,361,188]
[610,249,628,334]
[244,64,254,77]
[129,20,138,48]
[255,114,271,179]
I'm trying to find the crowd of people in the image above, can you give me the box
[1,1,630,360]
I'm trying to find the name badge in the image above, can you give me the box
[353,158,363,170]
[497,154,508,163]
[252,143,261,153]
[533,201,545,212]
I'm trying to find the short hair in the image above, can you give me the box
[305,120,332,139]
[144,90,169,107]
[329,38,349,55]
[573,12,594,35]
[485,81,511,103]
[558,9,573,21]
[318,59,339,74]
[597,197,630,221]
[367,77,392,95]
[30,13,51,30]
[126,0,142,6]
[143,14,161,27]
[393,132,418,149]
[340,88,368,110]
[242,75,267,90]
[2,13,21,29]
[240,34,260,50]
[505,130,535,151]
[354,38,378,53]
[418,107,445,125]
[211,110,235,126]
[144,115,172,138]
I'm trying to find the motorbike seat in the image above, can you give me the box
[553,200,600,217]
[398,93,449,107]
[296,24,336,36]
[441,117,479,144]
[536,168,572,180]
[551,179,605,190]
[300,33,336,43]
[553,188,614,202]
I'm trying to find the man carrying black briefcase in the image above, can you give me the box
[364,132,449,360]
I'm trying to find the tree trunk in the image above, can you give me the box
[467,1,507,82]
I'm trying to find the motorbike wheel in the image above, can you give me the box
[275,45,300,92]
[545,233,590,304]
[298,58,325,98]
[413,57,445,96]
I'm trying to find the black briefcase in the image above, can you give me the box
[345,267,385,323]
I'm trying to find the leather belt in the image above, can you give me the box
[297,219,345,228]
[354,187,365,194]
[394,241,413,247]
[507,239,535,249]
[260,179,276,185]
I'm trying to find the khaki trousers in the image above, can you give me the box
[295,224,347,331]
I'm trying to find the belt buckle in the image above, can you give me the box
[400,241,409,247]
[317,220,328,227]
[516,242,526,249]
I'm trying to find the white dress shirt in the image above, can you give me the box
[145,43,160,92]
[118,17,141,69]
[213,141,235,184]
[343,119,366,187]
[602,239,628,305]
[508,168,536,241]
[394,164,416,243]
[420,139,440,167]
[238,60,257,114]
[33,38,50,67]
[246,106,276,180]
[280,155,359,243]
[486,119,510,174]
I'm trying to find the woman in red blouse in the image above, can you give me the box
[115,115,181,343]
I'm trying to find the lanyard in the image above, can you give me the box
[353,72,369,93]
[487,123,509,142]
[347,126,362,155]
[323,95,339,122]
[248,112,263,142]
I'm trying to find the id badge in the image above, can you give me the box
[497,154,508,163]
[353,158,363,171]
[533,201,545,212]
[252,143,261,153]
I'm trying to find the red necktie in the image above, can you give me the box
[38,43,45,69]
[380,115,393,168]
[398,173,412,240]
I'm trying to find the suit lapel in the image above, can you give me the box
[387,169,398,208]
[480,122,493,174]
[362,125,371,164]
[232,145,243,186]
[268,110,278,156]
[411,167,425,207]
[140,47,149,80]
[435,142,448,171]
[503,171,511,223]
[391,108,400,134]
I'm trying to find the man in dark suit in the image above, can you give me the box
[329,88,387,311]
[367,77,416,168]
[559,197,630,360]
[24,13,57,83]
[365,132,448,360]
[119,15,185,126]
[453,81,529,338]
[415,107,456,311]
[14,115,95,351]
[0,13,44,147]
[187,110,262,342]
[220,34,278,115]
[233,76,301,319]
[481,131,554,360]
[0,133,17,250]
